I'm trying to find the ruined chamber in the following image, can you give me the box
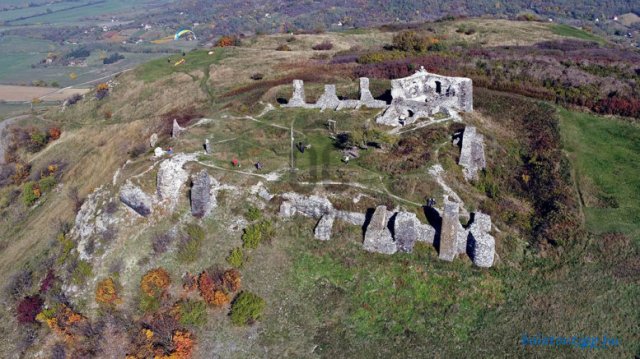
[377,67,473,126]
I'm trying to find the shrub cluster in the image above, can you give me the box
[197,268,241,307]
[230,291,265,326]
[177,224,205,263]
[241,220,273,249]
[312,40,333,50]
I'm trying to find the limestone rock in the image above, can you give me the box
[156,153,195,208]
[336,210,366,226]
[172,119,185,138]
[314,214,335,241]
[359,77,387,108]
[279,201,296,218]
[119,182,153,216]
[149,133,158,147]
[190,170,212,218]
[281,192,333,218]
[363,205,397,255]
[286,79,307,107]
[470,231,495,268]
[416,222,436,244]
[469,212,495,267]
[458,126,486,181]
[394,212,419,253]
[438,200,459,261]
[315,84,340,110]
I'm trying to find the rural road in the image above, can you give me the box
[0,114,30,164]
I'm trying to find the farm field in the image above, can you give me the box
[0,85,89,102]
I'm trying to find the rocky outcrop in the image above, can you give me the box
[172,119,185,138]
[280,192,333,218]
[119,181,153,216]
[149,133,158,147]
[71,187,121,260]
[314,214,335,241]
[335,210,366,226]
[363,205,397,254]
[458,126,486,181]
[438,200,459,261]
[190,170,212,218]
[156,153,195,208]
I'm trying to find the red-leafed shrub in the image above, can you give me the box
[16,295,44,324]
[40,269,56,293]
[48,127,61,140]
[312,40,333,50]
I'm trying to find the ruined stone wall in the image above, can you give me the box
[282,78,387,110]
[390,67,473,112]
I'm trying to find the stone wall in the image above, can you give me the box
[458,126,486,181]
[282,78,387,110]
[279,192,494,267]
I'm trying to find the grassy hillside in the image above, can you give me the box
[0,19,637,358]
[559,109,640,241]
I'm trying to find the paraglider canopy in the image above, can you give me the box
[174,29,196,41]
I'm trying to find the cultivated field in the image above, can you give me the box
[0,85,89,102]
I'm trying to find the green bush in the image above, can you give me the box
[39,175,56,193]
[241,225,262,249]
[178,224,205,263]
[178,300,208,327]
[185,223,205,241]
[177,236,202,263]
[57,233,75,265]
[71,260,93,285]
[258,220,274,241]
[139,294,160,313]
[226,247,244,268]
[245,206,262,221]
[30,131,48,147]
[22,181,39,206]
[230,291,266,325]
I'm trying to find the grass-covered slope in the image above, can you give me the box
[0,19,637,358]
